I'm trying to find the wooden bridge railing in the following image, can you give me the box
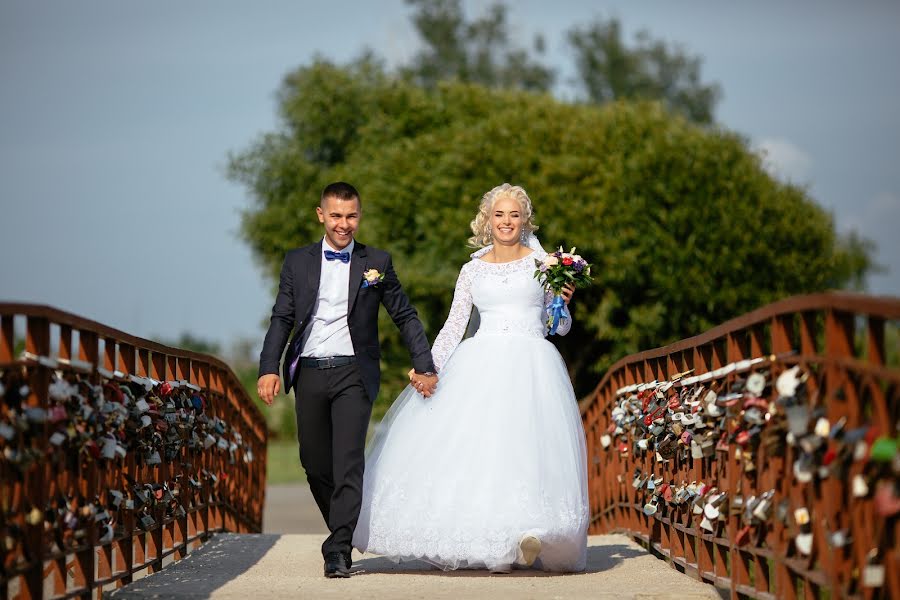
[581,292,899,600]
[0,303,268,599]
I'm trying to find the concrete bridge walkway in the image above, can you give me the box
[108,485,720,600]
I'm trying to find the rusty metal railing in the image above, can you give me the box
[0,303,267,599]
[581,292,899,599]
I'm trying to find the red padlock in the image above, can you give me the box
[83,439,101,460]
[103,382,124,404]
[643,406,665,427]
[735,525,752,546]
[660,484,674,503]
[874,481,900,517]
[48,405,68,423]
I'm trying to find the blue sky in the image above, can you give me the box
[1,1,898,352]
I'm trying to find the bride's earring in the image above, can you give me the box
[521,229,527,243]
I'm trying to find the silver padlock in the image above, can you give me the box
[139,513,156,530]
[146,450,161,466]
[101,437,117,460]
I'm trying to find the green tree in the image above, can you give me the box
[888,323,900,368]
[228,60,874,417]
[161,332,221,356]
[402,0,554,92]
[567,20,721,123]
[402,1,719,123]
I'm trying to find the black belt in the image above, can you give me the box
[299,355,356,369]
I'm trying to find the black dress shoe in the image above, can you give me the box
[324,552,350,578]
[342,551,352,570]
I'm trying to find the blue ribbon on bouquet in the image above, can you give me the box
[546,294,570,336]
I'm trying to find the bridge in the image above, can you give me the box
[0,294,897,599]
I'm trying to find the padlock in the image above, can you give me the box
[139,512,156,530]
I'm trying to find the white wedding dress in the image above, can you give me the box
[352,240,589,572]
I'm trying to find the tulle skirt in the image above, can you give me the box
[352,331,589,572]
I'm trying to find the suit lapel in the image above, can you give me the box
[347,242,367,316]
[285,241,322,389]
[306,241,323,301]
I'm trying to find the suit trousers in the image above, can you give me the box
[294,362,372,558]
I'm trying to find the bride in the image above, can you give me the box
[352,183,589,573]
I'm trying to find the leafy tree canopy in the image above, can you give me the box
[403,0,720,123]
[228,60,874,417]
[402,0,554,92]
[161,332,221,357]
[568,21,721,123]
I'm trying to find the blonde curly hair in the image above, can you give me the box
[467,183,539,248]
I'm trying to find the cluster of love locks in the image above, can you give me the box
[0,363,254,568]
[602,356,898,580]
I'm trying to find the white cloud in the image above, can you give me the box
[754,137,814,183]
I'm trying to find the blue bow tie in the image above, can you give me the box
[324,250,350,263]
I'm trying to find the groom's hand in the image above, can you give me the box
[257,374,281,406]
[408,370,438,398]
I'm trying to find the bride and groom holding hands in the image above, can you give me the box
[256,181,589,578]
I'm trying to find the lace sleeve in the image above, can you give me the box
[543,288,572,336]
[431,262,475,372]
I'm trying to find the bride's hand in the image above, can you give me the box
[409,371,438,398]
[561,283,576,305]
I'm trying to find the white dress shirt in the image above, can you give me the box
[300,237,356,358]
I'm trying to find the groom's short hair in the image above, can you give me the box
[321,182,361,206]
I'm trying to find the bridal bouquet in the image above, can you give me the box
[534,247,593,335]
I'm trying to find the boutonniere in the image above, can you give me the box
[361,269,385,288]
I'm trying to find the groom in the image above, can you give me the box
[257,182,438,578]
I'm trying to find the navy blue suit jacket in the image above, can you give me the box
[258,240,435,402]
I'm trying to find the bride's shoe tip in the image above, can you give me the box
[519,534,541,567]
[489,564,512,574]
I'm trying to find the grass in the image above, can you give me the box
[263,422,381,485]
[266,438,307,485]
